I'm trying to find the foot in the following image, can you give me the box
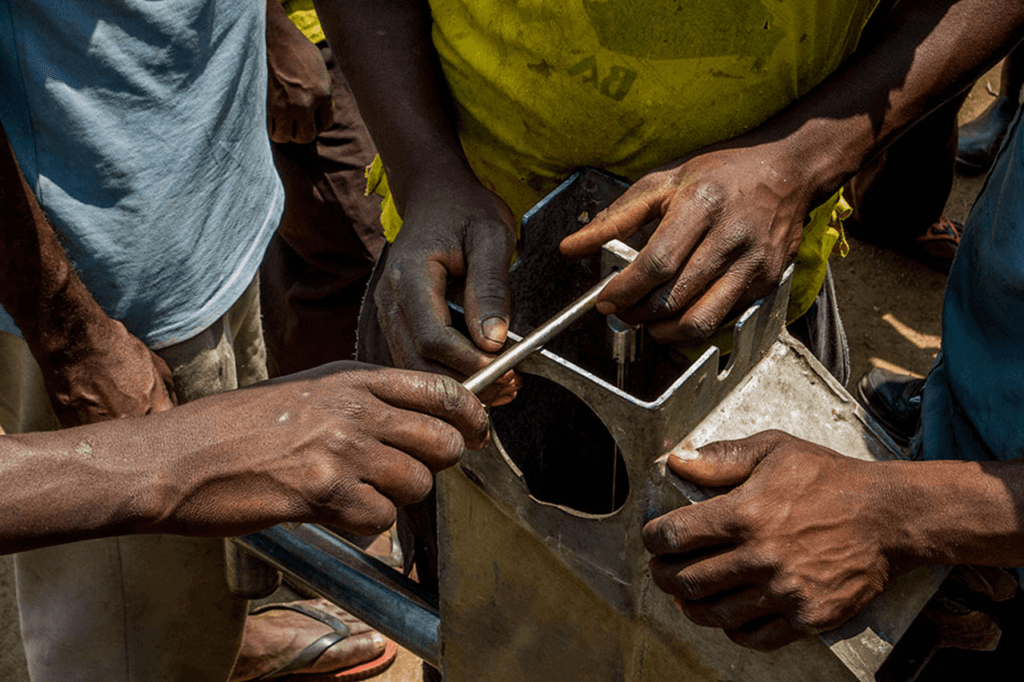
[231,599,390,681]
[855,367,925,447]
[908,215,964,273]
[956,95,1019,176]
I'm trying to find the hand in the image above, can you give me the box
[643,430,898,651]
[42,316,177,427]
[560,143,812,347]
[266,19,333,144]
[375,182,522,406]
[158,362,490,537]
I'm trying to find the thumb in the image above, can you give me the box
[559,185,662,258]
[667,431,789,487]
[463,220,514,354]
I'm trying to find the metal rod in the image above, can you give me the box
[234,525,441,666]
[463,271,617,394]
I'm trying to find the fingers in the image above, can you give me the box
[642,495,738,557]
[359,444,437,507]
[360,369,491,451]
[315,97,335,136]
[377,403,476,470]
[384,258,493,375]
[726,617,805,652]
[558,183,664,258]
[649,550,762,602]
[644,265,755,345]
[678,586,780,632]
[587,189,720,316]
[463,220,514,354]
[324,483,398,537]
[665,430,789,487]
[292,113,319,145]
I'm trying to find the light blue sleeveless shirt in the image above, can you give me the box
[0,0,282,348]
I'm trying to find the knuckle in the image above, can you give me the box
[640,249,677,282]
[643,513,686,554]
[366,502,398,535]
[771,573,806,603]
[649,286,683,318]
[691,181,727,214]
[414,332,451,361]
[338,399,371,423]
[671,569,708,602]
[432,374,468,414]
[403,462,435,504]
[702,603,739,630]
[435,423,466,466]
[684,311,719,342]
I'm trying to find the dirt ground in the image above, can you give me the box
[0,63,1008,682]
[834,63,1000,384]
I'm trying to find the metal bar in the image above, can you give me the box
[462,271,617,394]
[234,525,441,666]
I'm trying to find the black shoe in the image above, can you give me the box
[855,368,925,446]
[956,95,1019,176]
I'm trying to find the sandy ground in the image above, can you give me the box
[0,64,1008,682]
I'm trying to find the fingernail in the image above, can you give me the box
[482,316,507,344]
[597,301,617,315]
[370,633,386,650]
[670,445,700,461]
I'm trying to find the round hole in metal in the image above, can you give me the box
[489,373,629,514]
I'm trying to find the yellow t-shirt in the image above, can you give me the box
[279,0,325,45]
[371,0,878,324]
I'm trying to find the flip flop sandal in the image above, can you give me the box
[911,215,963,273]
[250,603,398,681]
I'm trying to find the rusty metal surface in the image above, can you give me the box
[437,169,945,681]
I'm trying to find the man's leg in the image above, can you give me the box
[13,278,265,682]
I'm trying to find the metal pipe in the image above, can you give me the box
[234,524,441,665]
[462,271,617,394]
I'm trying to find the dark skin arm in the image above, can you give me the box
[0,362,489,554]
[0,120,176,426]
[643,430,1024,651]
[328,0,1020,356]
[266,0,333,144]
[561,0,1024,345]
[314,0,519,405]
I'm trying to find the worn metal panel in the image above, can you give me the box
[437,169,943,681]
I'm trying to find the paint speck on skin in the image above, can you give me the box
[75,442,93,457]
[278,412,290,423]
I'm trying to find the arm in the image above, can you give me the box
[266,0,334,144]
[642,431,1024,651]
[313,0,519,405]
[0,120,175,426]
[561,0,1024,346]
[0,361,489,554]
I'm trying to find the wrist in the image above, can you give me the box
[393,155,493,219]
[34,292,115,368]
[761,116,870,210]
[874,459,1016,572]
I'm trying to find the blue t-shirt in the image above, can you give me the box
[918,107,1024,580]
[0,0,282,349]
[919,108,1024,465]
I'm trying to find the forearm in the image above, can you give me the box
[0,418,175,553]
[882,457,1024,572]
[0,119,112,368]
[314,0,481,213]
[267,0,302,41]
[741,0,1024,206]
